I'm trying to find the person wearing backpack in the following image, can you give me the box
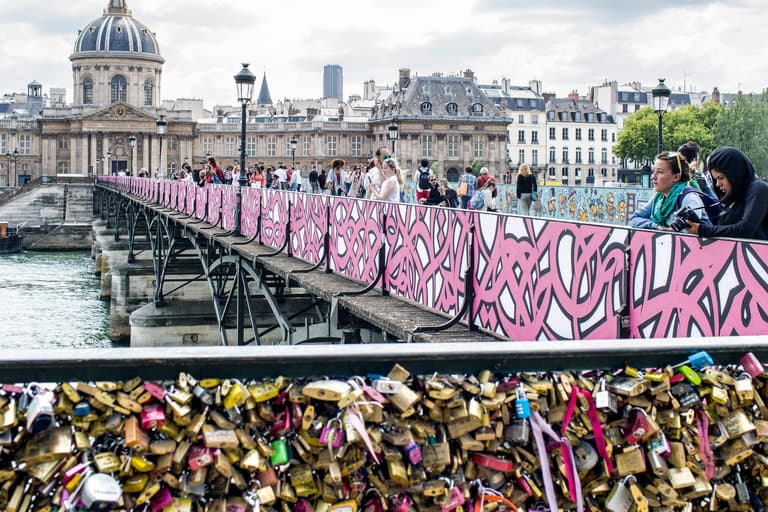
[414,159,433,204]
[630,151,713,230]
[685,146,768,241]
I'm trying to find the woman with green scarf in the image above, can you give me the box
[630,151,712,230]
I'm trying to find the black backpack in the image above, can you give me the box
[418,169,431,190]
[677,186,723,222]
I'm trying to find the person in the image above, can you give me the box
[516,163,537,215]
[457,166,478,209]
[328,159,346,196]
[364,154,384,199]
[231,164,241,186]
[482,181,498,212]
[290,167,302,192]
[630,151,711,230]
[678,141,716,198]
[348,165,364,198]
[414,158,433,204]
[265,167,274,189]
[309,166,319,193]
[318,169,328,193]
[197,167,208,187]
[421,175,446,206]
[208,156,225,184]
[477,166,494,190]
[685,146,768,241]
[274,165,288,190]
[367,157,401,202]
[249,167,265,188]
[439,178,459,208]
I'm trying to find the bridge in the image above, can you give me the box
[95,176,768,345]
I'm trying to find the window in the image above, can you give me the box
[532,114,539,124]
[531,131,538,144]
[422,134,433,158]
[169,162,176,174]
[635,104,641,112]
[622,103,628,113]
[601,129,608,142]
[302,135,311,156]
[601,168,608,177]
[588,168,595,177]
[562,167,569,176]
[612,133,616,142]
[0,134,5,154]
[202,137,213,155]
[517,130,525,144]
[58,161,69,173]
[518,114,525,124]
[549,127,556,140]
[83,77,93,104]
[351,135,362,157]
[562,147,569,163]
[326,135,337,156]
[58,136,68,150]
[518,149,525,164]
[246,136,257,156]
[549,146,556,163]
[562,128,569,140]
[575,147,582,164]
[224,136,237,156]
[575,167,581,177]
[588,129,595,141]
[167,138,178,151]
[110,75,127,103]
[144,79,153,106]
[267,136,276,156]
[531,149,538,166]
[549,167,556,177]
[447,135,459,158]
[575,128,582,141]
[19,134,32,155]
[601,148,608,164]
[472,136,484,159]
[588,147,595,164]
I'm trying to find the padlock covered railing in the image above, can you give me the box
[97,176,768,342]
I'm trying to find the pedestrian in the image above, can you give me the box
[364,155,383,199]
[367,157,401,203]
[328,159,346,196]
[516,163,537,215]
[477,166,494,190]
[457,166,478,209]
[275,165,288,190]
[348,165,364,198]
[318,169,328,193]
[481,181,498,212]
[678,141,716,198]
[309,166,319,193]
[265,167,273,189]
[422,175,447,206]
[439,178,459,208]
[208,156,225,184]
[290,167,302,192]
[414,158,433,204]
[685,146,768,241]
[250,167,265,188]
[231,164,241,186]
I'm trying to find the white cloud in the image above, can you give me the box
[0,0,765,108]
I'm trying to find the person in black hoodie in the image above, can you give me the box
[685,146,768,241]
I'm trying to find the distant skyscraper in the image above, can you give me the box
[323,64,343,101]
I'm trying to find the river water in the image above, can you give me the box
[0,251,112,349]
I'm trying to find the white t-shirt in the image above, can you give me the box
[364,167,382,198]
[380,175,401,203]
[290,170,301,185]
[275,167,287,182]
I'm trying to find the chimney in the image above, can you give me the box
[712,86,721,104]
[398,68,411,90]
[528,80,542,95]
[568,90,579,100]
[542,92,556,103]
[216,108,225,123]
[463,69,475,79]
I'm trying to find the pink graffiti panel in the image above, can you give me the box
[240,188,261,239]
[169,181,179,209]
[207,185,225,226]
[195,186,207,220]
[472,214,628,340]
[261,189,289,249]
[290,192,327,264]
[328,197,383,284]
[221,186,238,230]
[629,231,768,338]
[385,204,470,316]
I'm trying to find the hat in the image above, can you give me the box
[331,159,345,168]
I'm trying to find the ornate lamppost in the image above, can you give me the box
[233,62,256,232]
[156,115,167,178]
[652,78,671,155]
[127,134,137,176]
[289,136,298,169]
[387,122,398,154]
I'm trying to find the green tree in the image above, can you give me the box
[613,107,658,165]
[713,92,768,178]
[471,159,485,176]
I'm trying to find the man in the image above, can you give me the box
[274,165,288,190]
[364,146,389,198]
[414,158,433,204]
[290,167,302,192]
[308,166,319,193]
[458,166,478,209]
[477,167,494,190]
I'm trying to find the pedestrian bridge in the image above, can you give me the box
[96,176,768,345]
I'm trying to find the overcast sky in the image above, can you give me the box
[1,0,766,108]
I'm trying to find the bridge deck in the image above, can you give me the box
[145,200,499,343]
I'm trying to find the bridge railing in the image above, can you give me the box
[98,176,768,340]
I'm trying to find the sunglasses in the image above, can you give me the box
[382,155,392,161]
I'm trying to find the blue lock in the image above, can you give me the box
[514,385,531,419]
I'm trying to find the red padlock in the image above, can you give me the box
[140,403,166,430]
[623,408,657,444]
[187,445,215,470]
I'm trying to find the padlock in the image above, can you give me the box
[514,385,530,419]
[604,477,634,512]
[734,465,750,504]
[595,378,618,414]
[623,408,660,444]
[24,385,55,434]
[734,372,754,403]
[741,352,765,378]
[319,418,345,449]
[141,403,166,430]
[187,445,215,470]
[149,485,174,512]
[79,473,122,511]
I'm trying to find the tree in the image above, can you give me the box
[713,92,768,178]
[471,159,485,176]
[613,107,658,166]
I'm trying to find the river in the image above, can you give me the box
[0,251,112,349]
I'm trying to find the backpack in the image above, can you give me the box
[418,168,431,190]
[676,186,723,222]
[470,190,485,210]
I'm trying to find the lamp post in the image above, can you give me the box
[387,122,398,154]
[106,150,112,175]
[652,78,671,156]
[289,136,298,169]
[12,148,18,186]
[156,114,167,178]
[127,134,137,176]
[234,62,256,230]
[4,152,10,187]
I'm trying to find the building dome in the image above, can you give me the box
[71,0,163,63]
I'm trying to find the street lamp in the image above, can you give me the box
[156,114,167,178]
[106,150,112,175]
[289,136,298,169]
[652,78,671,155]
[387,122,398,154]
[127,134,137,176]
[234,62,256,229]
[12,148,18,186]
[4,152,10,187]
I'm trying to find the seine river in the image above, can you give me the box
[0,251,112,349]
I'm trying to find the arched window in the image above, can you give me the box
[111,75,127,103]
[144,79,153,106]
[83,77,94,104]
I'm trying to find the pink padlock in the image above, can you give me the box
[187,445,215,470]
[404,440,423,465]
[140,403,166,430]
[294,498,314,512]
[441,486,466,512]
[150,486,174,512]
[741,352,765,378]
[269,409,291,437]
[319,418,345,449]
[390,493,412,512]
[143,381,166,401]
[62,462,89,487]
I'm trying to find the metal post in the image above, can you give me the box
[233,102,248,235]
[657,111,663,155]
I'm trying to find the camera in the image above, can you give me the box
[669,206,700,232]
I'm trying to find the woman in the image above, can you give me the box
[348,166,364,198]
[329,159,346,196]
[482,181,498,212]
[422,175,447,206]
[208,156,225,184]
[685,147,768,241]
[630,151,711,230]
[367,157,401,203]
[516,163,537,215]
[439,178,459,208]
[678,141,716,198]
[249,167,265,188]
[231,164,241,186]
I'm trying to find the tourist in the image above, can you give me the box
[364,155,383,199]
[290,167,302,192]
[457,166,478,209]
[207,156,225,184]
[231,164,241,186]
[414,158,433,204]
[274,165,288,190]
[678,141,716,198]
[481,181,498,212]
[308,166,319,193]
[348,165,365,198]
[516,163,537,215]
[630,151,712,230]
[422,175,447,207]
[318,169,328,194]
[250,167,265,188]
[685,147,768,241]
[439,178,459,208]
[477,166,494,190]
[328,159,346,196]
[367,157,401,203]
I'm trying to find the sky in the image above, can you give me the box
[1,0,766,109]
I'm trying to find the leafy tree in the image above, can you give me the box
[613,108,658,165]
[471,159,485,176]
[713,92,768,178]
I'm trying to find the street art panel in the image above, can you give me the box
[261,189,289,250]
[328,197,383,284]
[290,192,327,265]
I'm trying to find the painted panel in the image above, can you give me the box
[207,185,224,227]
[385,203,470,316]
[220,186,238,231]
[472,214,628,340]
[328,196,383,284]
[195,186,207,220]
[290,192,327,265]
[240,187,261,239]
[629,231,768,338]
[261,189,289,249]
